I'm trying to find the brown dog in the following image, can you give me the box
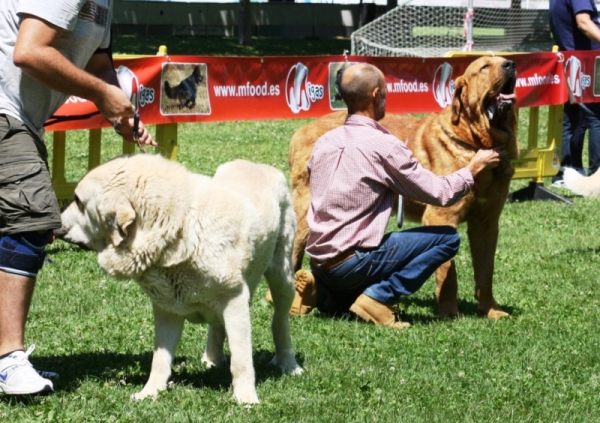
[290,56,519,319]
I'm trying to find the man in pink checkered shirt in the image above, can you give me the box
[293,63,503,328]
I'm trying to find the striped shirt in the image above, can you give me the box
[306,114,474,264]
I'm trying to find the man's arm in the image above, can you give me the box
[575,12,600,44]
[85,52,156,145]
[13,14,134,122]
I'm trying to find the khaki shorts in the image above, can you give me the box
[0,114,61,235]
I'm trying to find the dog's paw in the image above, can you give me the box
[131,390,159,401]
[438,307,459,320]
[269,355,304,375]
[485,308,510,319]
[233,388,260,404]
[201,352,227,368]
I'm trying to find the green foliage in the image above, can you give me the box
[112,35,351,57]
[3,36,599,422]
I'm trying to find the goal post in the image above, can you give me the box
[351,1,554,57]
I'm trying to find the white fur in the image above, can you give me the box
[59,154,303,404]
[563,167,600,197]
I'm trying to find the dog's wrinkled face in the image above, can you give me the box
[451,56,517,125]
[55,188,106,251]
[58,181,109,252]
[57,160,136,257]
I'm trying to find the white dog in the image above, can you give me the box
[57,154,303,404]
[563,167,600,197]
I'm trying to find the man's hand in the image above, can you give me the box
[114,117,157,146]
[466,148,504,176]
[94,84,135,122]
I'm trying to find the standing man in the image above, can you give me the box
[549,0,600,185]
[0,0,156,395]
[292,63,502,328]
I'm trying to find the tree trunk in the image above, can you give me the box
[238,0,252,45]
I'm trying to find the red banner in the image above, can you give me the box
[44,52,569,132]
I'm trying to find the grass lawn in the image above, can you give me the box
[2,35,599,422]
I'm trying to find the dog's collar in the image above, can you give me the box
[442,126,479,152]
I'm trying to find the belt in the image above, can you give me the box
[311,250,356,271]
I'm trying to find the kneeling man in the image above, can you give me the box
[294,63,502,327]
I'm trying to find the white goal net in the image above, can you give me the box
[351,1,554,57]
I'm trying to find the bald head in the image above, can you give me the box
[338,63,386,119]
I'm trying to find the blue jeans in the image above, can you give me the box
[556,101,600,179]
[311,226,460,315]
[579,102,600,175]
[556,102,587,177]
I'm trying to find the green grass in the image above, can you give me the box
[2,35,600,422]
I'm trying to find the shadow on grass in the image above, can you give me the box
[408,297,518,323]
[310,295,518,326]
[0,349,304,404]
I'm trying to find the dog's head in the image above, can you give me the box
[451,56,517,127]
[56,157,131,249]
[56,155,192,279]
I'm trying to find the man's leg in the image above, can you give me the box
[0,116,60,394]
[0,232,54,395]
[553,102,580,184]
[570,110,587,175]
[312,226,459,326]
[351,227,459,327]
[580,102,600,176]
[0,271,35,356]
[360,226,460,304]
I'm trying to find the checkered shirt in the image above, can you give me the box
[306,114,474,264]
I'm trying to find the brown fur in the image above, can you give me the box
[290,56,519,319]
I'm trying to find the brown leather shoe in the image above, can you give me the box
[290,269,318,316]
[349,294,411,329]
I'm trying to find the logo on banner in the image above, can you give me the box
[564,56,590,101]
[285,62,324,113]
[432,62,455,108]
[116,66,155,109]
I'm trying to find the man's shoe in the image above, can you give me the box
[0,345,54,395]
[349,294,411,329]
[290,269,318,316]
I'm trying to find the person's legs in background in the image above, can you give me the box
[580,102,600,176]
[553,102,585,186]
[570,108,587,176]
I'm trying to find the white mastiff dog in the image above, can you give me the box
[57,154,303,404]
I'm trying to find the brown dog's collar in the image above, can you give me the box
[441,126,479,152]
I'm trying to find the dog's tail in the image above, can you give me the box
[563,167,600,197]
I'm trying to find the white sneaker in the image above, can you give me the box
[0,345,53,395]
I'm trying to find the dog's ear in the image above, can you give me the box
[110,203,136,247]
[98,192,136,247]
[451,76,466,125]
